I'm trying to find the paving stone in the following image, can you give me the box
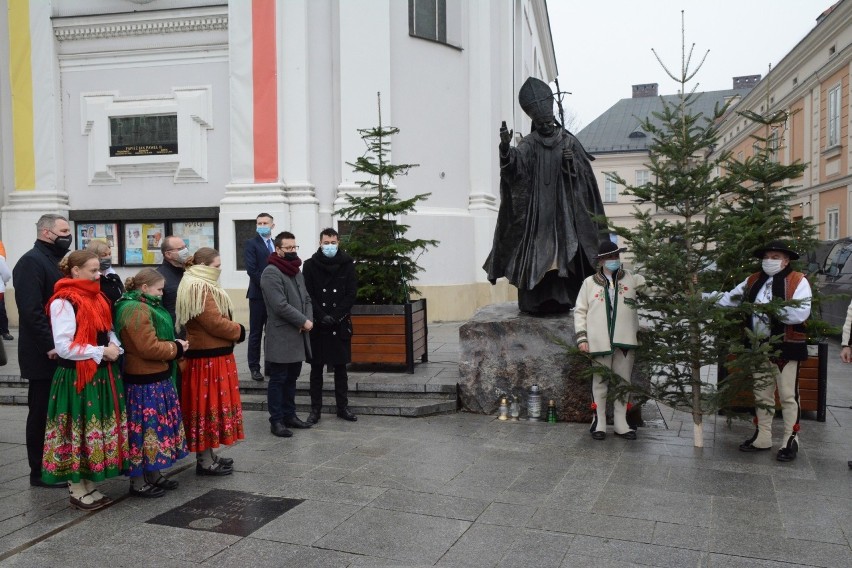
[436,523,518,567]
[567,534,709,568]
[496,528,573,567]
[528,506,656,543]
[315,507,470,564]
[249,500,361,546]
[594,483,713,528]
[711,526,852,567]
[209,537,357,567]
[368,488,488,521]
[477,501,538,527]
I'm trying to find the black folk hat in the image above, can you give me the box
[752,240,800,260]
[596,240,626,259]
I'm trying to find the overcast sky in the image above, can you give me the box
[548,0,832,131]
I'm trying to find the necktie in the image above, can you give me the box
[266,239,273,253]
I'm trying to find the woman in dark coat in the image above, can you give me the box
[302,228,358,424]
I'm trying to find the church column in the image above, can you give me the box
[334,0,392,211]
[279,0,318,243]
[467,0,500,283]
[221,0,287,289]
[1,0,70,262]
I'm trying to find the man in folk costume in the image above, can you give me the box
[705,241,811,462]
[574,241,645,440]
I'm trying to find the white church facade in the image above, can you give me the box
[0,0,557,323]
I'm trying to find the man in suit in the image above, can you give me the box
[245,213,275,382]
[157,235,190,335]
[260,231,313,437]
[13,214,73,487]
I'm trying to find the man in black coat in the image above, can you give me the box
[245,213,276,382]
[302,228,358,424]
[13,214,73,488]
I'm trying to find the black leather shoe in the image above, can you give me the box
[195,461,233,476]
[614,430,637,440]
[270,421,293,437]
[30,477,67,489]
[250,369,264,382]
[337,408,357,422]
[591,431,606,440]
[1,333,13,341]
[306,410,321,425]
[283,416,312,429]
[213,454,234,467]
[777,440,798,462]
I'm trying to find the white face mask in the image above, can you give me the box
[762,258,784,276]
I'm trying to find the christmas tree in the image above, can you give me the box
[336,93,438,305]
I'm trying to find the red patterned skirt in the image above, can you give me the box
[180,353,244,452]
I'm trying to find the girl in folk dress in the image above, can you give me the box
[176,248,245,475]
[42,250,129,510]
[114,268,189,498]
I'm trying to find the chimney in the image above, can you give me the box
[632,83,658,98]
[733,75,761,89]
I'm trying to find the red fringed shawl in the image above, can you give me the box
[47,278,114,392]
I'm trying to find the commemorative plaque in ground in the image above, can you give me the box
[147,489,303,537]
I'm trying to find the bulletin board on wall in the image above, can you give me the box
[69,208,219,267]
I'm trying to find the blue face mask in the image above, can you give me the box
[322,244,338,258]
[604,260,621,272]
[256,226,271,238]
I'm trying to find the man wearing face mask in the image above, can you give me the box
[157,235,191,336]
[302,228,358,424]
[245,213,276,382]
[574,241,646,440]
[704,240,811,462]
[260,231,313,437]
[13,214,73,487]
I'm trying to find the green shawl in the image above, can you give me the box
[114,289,178,384]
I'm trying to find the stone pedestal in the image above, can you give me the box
[458,302,592,422]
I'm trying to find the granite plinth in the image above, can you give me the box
[458,302,592,421]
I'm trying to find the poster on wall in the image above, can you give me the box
[172,221,216,253]
[124,222,165,265]
[77,223,118,264]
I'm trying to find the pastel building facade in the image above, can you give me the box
[0,0,557,323]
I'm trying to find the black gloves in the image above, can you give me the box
[320,315,337,327]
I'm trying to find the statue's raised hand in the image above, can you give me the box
[499,121,513,146]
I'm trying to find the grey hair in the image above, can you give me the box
[36,214,67,233]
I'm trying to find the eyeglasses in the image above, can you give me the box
[279,245,299,251]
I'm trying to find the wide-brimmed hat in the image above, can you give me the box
[752,240,799,260]
[596,240,627,259]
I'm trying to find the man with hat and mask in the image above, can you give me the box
[574,240,646,440]
[484,77,607,314]
[705,240,811,462]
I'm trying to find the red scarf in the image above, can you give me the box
[48,278,113,392]
[268,252,302,277]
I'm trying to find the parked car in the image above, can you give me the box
[806,238,852,331]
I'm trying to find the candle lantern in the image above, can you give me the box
[527,384,542,421]
[498,396,509,420]
[509,395,521,421]
[546,400,557,423]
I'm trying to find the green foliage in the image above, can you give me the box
[335,95,438,305]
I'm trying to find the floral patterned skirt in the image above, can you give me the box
[181,354,244,452]
[125,379,189,476]
[42,364,129,483]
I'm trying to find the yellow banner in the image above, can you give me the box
[8,0,35,190]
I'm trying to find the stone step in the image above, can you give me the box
[241,394,459,417]
[0,387,457,417]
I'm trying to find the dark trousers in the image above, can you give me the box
[0,293,8,333]
[26,379,52,479]
[267,361,302,423]
[247,298,267,371]
[309,363,349,412]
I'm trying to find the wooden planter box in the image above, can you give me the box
[350,298,428,373]
[718,342,828,422]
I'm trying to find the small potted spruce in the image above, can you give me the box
[336,93,438,373]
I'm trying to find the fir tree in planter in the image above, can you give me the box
[336,93,438,305]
